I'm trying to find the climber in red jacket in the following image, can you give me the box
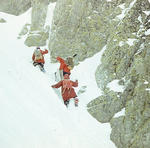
[51,74,79,107]
[32,47,48,72]
[56,56,76,80]
[56,56,72,75]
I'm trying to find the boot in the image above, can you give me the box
[74,98,78,107]
[38,64,45,72]
[64,100,70,107]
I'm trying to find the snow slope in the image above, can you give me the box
[0,4,116,148]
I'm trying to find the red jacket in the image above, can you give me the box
[56,56,71,74]
[52,79,78,101]
[32,49,48,64]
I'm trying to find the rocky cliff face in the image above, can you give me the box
[0,18,6,23]
[0,0,57,47]
[24,0,50,47]
[49,0,110,61]
[1,0,150,147]
[24,0,57,47]
[49,0,150,148]
[0,0,31,16]
[86,0,150,148]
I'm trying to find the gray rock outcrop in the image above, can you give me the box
[0,18,6,23]
[49,0,150,147]
[0,0,31,16]
[1,0,150,147]
[0,0,57,47]
[49,0,110,61]
[24,0,57,47]
[24,0,50,47]
[0,0,57,16]
[87,0,150,148]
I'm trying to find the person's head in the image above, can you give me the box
[63,74,70,79]
[36,47,40,50]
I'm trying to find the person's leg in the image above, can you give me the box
[39,63,44,68]
[33,62,45,72]
[74,98,79,107]
[33,62,43,68]
[33,62,39,67]
[39,63,45,72]
[64,100,70,107]
[59,70,63,80]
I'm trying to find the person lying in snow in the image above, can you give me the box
[51,74,79,107]
[32,47,48,72]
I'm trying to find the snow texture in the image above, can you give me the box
[116,0,137,20]
[106,0,112,2]
[0,3,116,148]
[144,81,149,84]
[145,29,150,36]
[107,80,125,93]
[143,11,150,16]
[126,38,137,46]
[114,108,125,118]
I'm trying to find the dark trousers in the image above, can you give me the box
[33,62,44,68]
[64,98,78,107]
[63,71,71,76]
[64,100,70,107]
[33,62,45,72]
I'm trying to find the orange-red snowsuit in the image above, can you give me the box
[56,56,71,74]
[32,49,48,64]
[52,74,78,101]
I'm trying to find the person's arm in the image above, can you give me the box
[56,57,65,70]
[32,54,35,61]
[51,81,63,88]
[56,56,65,63]
[72,80,78,87]
[41,49,48,55]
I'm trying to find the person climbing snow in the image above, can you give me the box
[51,74,79,107]
[56,54,77,79]
[32,47,48,72]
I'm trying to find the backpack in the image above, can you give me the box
[62,79,72,94]
[65,57,74,69]
[34,49,43,61]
